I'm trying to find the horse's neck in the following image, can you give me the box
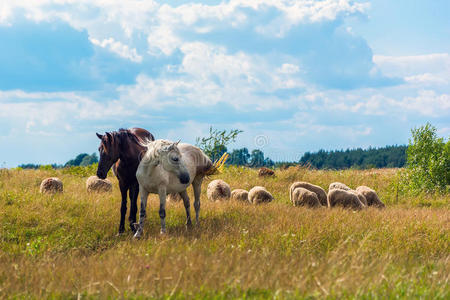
[118,137,141,165]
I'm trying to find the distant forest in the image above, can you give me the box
[19,153,98,169]
[224,144,407,169]
[298,145,407,169]
[18,145,407,170]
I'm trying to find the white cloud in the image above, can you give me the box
[278,63,300,74]
[373,53,450,79]
[401,90,450,117]
[1,0,369,56]
[119,42,302,110]
[405,73,448,86]
[0,90,133,136]
[89,37,142,62]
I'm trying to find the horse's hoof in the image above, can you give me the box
[130,224,137,234]
[186,219,193,227]
[133,229,143,239]
[160,229,166,235]
[116,232,125,237]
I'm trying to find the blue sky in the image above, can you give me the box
[0,0,449,167]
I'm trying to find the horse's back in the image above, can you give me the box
[129,127,155,142]
[178,143,213,177]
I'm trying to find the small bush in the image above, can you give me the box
[404,123,449,193]
[61,163,100,178]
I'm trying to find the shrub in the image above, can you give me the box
[405,123,449,193]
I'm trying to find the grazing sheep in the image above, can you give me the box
[86,176,112,193]
[327,189,364,210]
[292,187,321,208]
[329,182,351,191]
[207,179,231,201]
[231,189,249,202]
[289,182,327,206]
[248,186,273,204]
[167,192,182,202]
[356,186,385,208]
[258,167,275,177]
[39,177,63,194]
[349,190,368,207]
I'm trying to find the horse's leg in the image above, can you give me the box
[158,187,167,234]
[133,186,149,239]
[192,176,203,224]
[179,190,192,227]
[118,181,128,234]
[128,182,139,233]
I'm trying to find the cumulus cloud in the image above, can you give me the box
[374,53,450,88]
[1,0,389,90]
[118,42,302,110]
[89,37,142,62]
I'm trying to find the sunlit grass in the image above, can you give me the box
[0,166,448,298]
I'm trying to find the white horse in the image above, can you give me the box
[134,139,215,238]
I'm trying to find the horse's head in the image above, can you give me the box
[96,132,120,179]
[143,140,190,185]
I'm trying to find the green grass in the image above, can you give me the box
[0,166,448,299]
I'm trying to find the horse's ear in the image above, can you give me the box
[96,133,103,140]
[105,132,112,141]
[175,139,181,146]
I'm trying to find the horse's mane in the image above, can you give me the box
[140,139,174,165]
[110,128,142,146]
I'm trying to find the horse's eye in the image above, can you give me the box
[172,157,179,162]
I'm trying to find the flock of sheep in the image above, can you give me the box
[180,176,385,209]
[39,172,385,210]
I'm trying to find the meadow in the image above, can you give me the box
[0,166,448,299]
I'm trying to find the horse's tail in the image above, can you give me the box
[204,152,229,176]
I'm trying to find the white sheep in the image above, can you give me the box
[207,179,231,201]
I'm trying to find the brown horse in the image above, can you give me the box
[96,128,155,234]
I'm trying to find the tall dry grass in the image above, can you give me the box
[0,166,448,298]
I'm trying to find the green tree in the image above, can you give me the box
[65,153,89,167]
[196,127,243,161]
[249,149,265,167]
[80,153,99,166]
[228,148,250,166]
[406,123,450,192]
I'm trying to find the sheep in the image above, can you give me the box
[329,182,351,191]
[328,182,367,206]
[207,179,231,201]
[289,181,327,206]
[292,187,321,208]
[356,186,385,208]
[167,192,182,202]
[86,176,112,193]
[258,167,275,177]
[39,177,63,194]
[349,190,368,207]
[248,186,273,204]
[231,189,249,202]
[327,189,364,210]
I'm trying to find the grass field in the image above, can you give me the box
[0,166,449,299]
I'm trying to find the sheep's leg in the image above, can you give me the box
[180,190,192,227]
[128,182,139,233]
[118,182,128,234]
[133,187,149,239]
[192,176,203,224]
[158,187,167,234]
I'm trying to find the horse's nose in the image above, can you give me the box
[179,172,190,184]
[97,170,106,179]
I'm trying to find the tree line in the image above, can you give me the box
[298,145,407,169]
[19,153,98,169]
